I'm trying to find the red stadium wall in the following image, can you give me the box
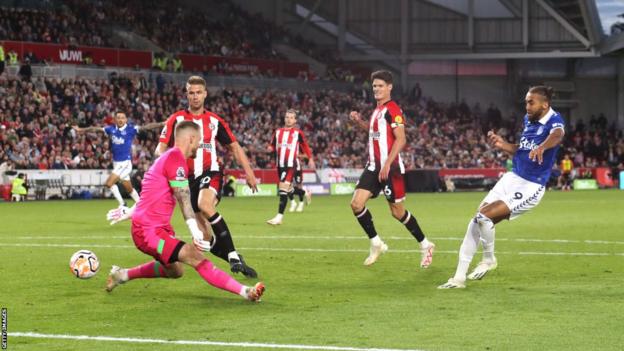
[2,41,309,77]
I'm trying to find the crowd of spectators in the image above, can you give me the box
[2,74,623,181]
[0,3,111,48]
[1,1,365,82]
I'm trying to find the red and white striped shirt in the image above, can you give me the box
[271,127,312,168]
[159,110,236,178]
[367,100,405,173]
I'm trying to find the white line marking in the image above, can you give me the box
[9,332,426,351]
[7,235,624,245]
[1,243,622,256]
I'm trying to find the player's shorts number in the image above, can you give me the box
[384,185,392,196]
[514,192,523,200]
[201,176,211,185]
[281,172,286,180]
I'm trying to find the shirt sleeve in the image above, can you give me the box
[298,131,313,159]
[215,118,237,145]
[549,115,565,134]
[104,126,113,135]
[163,151,189,188]
[385,103,405,129]
[159,116,177,146]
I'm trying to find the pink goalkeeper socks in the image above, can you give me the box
[127,261,166,280]
[195,259,243,295]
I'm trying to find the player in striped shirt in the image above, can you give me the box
[155,76,258,278]
[349,70,435,268]
[266,109,315,225]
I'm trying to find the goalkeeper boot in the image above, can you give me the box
[245,282,265,302]
[106,265,128,292]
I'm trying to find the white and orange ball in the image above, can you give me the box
[69,250,100,279]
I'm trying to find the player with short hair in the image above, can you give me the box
[73,111,163,207]
[266,109,315,225]
[106,120,264,301]
[438,86,565,289]
[155,76,258,278]
[349,70,435,267]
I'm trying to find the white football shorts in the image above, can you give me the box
[481,172,546,220]
[112,160,133,181]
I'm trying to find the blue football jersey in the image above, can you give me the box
[104,123,139,162]
[512,109,565,185]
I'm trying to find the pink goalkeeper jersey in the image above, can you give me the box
[132,147,188,227]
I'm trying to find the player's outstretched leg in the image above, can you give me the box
[181,245,264,302]
[106,261,178,292]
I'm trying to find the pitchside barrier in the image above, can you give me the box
[3,167,619,201]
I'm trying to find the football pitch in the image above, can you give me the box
[1,190,623,351]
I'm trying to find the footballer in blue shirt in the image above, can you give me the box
[439,86,565,289]
[74,111,163,207]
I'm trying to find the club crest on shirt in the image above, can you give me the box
[176,167,186,180]
[537,126,544,135]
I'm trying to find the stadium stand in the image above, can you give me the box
[1,75,622,178]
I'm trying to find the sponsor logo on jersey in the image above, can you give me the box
[199,142,213,150]
[111,136,125,145]
[370,131,381,140]
[518,137,538,150]
[281,143,294,149]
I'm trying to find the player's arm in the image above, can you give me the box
[349,111,369,131]
[172,183,212,251]
[138,121,165,131]
[299,132,316,169]
[487,130,518,156]
[529,128,565,165]
[73,125,103,133]
[155,117,175,157]
[379,125,406,181]
[227,141,258,192]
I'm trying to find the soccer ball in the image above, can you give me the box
[69,250,100,279]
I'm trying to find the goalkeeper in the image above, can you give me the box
[104,120,264,302]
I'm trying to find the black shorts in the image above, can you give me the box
[277,167,295,183]
[189,170,224,212]
[355,168,406,203]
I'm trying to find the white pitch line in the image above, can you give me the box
[9,332,426,351]
[7,234,624,245]
[1,242,623,256]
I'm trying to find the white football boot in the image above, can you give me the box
[467,258,498,280]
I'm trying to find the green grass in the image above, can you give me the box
[1,191,623,351]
